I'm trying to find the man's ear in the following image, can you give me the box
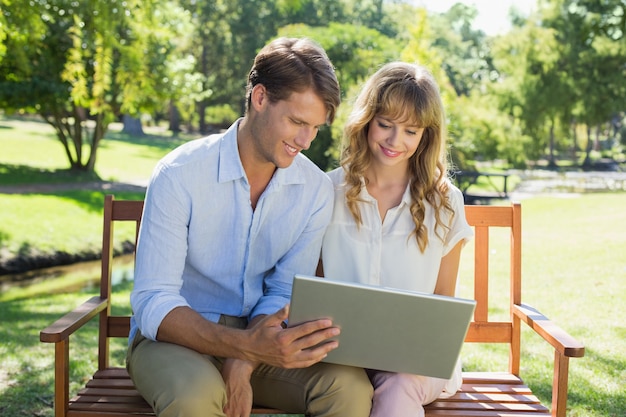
[250,84,267,111]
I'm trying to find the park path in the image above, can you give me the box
[1,170,625,196]
[0,180,148,194]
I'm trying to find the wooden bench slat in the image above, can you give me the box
[425,412,550,417]
[86,379,136,389]
[440,392,542,404]
[72,396,150,405]
[93,368,131,379]
[77,388,142,397]
[428,400,548,411]
[461,372,523,383]
[67,411,154,417]
[69,402,153,413]
[460,385,532,394]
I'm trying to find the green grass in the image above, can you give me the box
[1,116,625,416]
[0,115,197,267]
[0,115,193,185]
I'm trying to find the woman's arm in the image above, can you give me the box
[434,241,464,297]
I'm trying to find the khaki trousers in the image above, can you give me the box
[127,316,373,417]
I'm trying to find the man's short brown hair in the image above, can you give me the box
[245,37,340,124]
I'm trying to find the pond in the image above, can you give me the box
[0,254,135,294]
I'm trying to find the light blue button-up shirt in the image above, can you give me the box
[129,120,333,342]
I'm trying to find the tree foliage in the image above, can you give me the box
[0,0,624,173]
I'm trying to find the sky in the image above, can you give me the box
[414,0,537,35]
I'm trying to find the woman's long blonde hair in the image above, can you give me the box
[341,62,453,252]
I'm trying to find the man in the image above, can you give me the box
[127,37,373,417]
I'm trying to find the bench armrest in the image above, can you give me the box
[513,303,585,358]
[40,296,108,343]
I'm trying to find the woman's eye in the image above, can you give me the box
[378,121,391,129]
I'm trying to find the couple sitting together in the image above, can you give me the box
[126,36,472,417]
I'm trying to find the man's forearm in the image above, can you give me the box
[156,306,255,360]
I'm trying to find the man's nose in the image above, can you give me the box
[294,127,316,151]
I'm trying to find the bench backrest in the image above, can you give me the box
[98,195,522,374]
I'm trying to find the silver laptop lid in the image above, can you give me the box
[288,274,476,378]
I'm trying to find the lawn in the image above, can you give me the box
[0,115,196,271]
[0,116,625,416]
[0,115,192,184]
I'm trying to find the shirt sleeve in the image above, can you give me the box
[443,185,474,257]
[130,164,192,341]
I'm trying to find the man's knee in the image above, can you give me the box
[157,378,226,417]
[307,364,373,416]
[129,339,227,416]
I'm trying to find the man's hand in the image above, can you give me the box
[245,304,340,368]
[221,359,255,417]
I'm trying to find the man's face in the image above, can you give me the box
[251,87,328,169]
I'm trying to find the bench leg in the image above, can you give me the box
[551,351,570,417]
[54,340,69,417]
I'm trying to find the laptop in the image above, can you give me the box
[287,274,476,379]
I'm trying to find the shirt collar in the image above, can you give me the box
[217,118,306,186]
[359,176,412,208]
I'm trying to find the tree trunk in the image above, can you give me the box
[41,108,106,173]
[547,120,556,168]
[571,118,578,165]
[169,101,181,135]
[86,113,108,172]
[582,125,593,167]
[122,114,144,136]
[198,42,209,135]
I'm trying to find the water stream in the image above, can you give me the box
[0,254,135,293]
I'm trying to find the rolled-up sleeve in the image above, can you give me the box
[130,165,192,341]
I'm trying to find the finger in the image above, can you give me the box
[258,305,289,329]
[282,340,339,369]
[286,321,339,348]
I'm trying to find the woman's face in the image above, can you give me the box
[367,115,425,170]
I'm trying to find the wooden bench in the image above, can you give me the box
[40,195,585,417]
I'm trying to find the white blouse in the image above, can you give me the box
[321,167,474,396]
[322,168,473,292]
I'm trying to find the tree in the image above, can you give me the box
[485,0,626,168]
[544,0,626,166]
[0,0,193,172]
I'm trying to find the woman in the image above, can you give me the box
[320,62,473,416]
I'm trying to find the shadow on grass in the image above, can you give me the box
[0,280,134,417]
[0,163,101,186]
[51,189,145,213]
[523,346,626,416]
[104,129,191,150]
[0,291,98,417]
